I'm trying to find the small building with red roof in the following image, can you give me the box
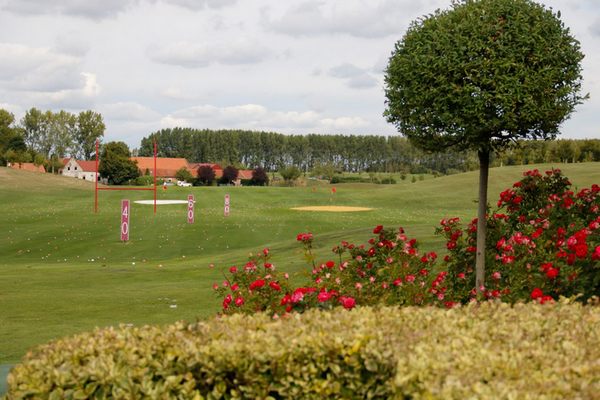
[131,157,197,181]
[9,162,46,173]
[61,159,98,181]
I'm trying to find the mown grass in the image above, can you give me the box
[1,162,599,366]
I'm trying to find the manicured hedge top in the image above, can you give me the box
[5,301,600,399]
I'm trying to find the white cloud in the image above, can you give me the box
[148,39,270,68]
[590,18,600,37]
[0,102,23,117]
[53,32,90,57]
[161,0,237,10]
[25,72,100,108]
[263,0,443,38]
[1,0,237,20]
[161,103,369,133]
[0,0,596,147]
[329,63,379,89]
[1,0,140,19]
[99,102,161,122]
[0,43,83,92]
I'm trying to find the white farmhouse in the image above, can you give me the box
[61,159,98,181]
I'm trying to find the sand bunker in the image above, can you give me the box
[291,206,373,212]
[134,200,189,205]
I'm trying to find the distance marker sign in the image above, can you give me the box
[187,194,195,223]
[224,194,230,217]
[121,199,130,241]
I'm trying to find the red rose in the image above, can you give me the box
[575,243,588,259]
[317,291,332,302]
[229,266,238,274]
[263,248,269,256]
[373,225,383,234]
[593,246,600,260]
[249,279,266,290]
[234,296,244,306]
[325,260,335,268]
[269,281,281,291]
[541,262,553,272]
[546,268,559,279]
[530,288,543,300]
[280,294,291,305]
[339,296,356,309]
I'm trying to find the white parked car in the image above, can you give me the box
[177,180,192,187]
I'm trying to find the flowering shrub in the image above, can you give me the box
[214,248,293,315]
[214,169,599,315]
[214,226,451,316]
[439,168,600,304]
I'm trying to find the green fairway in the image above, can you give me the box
[1,163,599,366]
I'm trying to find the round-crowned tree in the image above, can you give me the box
[384,0,586,291]
[98,141,140,185]
[197,165,216,186]
[221,165,239,185]
[251,167,269,186]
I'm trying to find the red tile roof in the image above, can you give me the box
[10,163,46,173]
[189,163,223,178]
[238,170,254,180]
[77,160,98,173]
[131,157,193,178]
[190,163,222,171]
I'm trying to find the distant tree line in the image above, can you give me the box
[0,107,105,172]
[138,128,600,175]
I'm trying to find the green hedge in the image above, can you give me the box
[4,301,600,399]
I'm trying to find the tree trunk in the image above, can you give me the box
[476,149,490,293]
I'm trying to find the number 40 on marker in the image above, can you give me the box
[121,199,130,242]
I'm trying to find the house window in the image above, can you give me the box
[75,167,78,170]
[67,167,70,170]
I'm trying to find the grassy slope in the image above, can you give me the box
[1,163,599,364]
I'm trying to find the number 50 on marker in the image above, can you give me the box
[121,199,130,242]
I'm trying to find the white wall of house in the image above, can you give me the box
[61,160,98,181]
[62,159,81,178]
[79,172,97,181]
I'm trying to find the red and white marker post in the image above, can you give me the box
[187,194,195,224]
[224,194,230,217]
[121,199,130,242]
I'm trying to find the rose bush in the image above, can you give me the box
[440,168,600,304]
[215,227,451,316]
[214,169,599,315]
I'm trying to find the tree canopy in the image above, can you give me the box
[98,141,139,185]
[221,166,239,184]
[251,167,269,186]
[384,0,586,290]
[384,0,586,152]
[197,165,216,186]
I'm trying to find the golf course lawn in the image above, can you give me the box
[1,162,599,367]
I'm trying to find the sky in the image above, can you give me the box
[1,0,599,149]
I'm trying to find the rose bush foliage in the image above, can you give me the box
[215,169,599,315]
[441,169,600,304]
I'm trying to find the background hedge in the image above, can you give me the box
[5,301,600,399]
